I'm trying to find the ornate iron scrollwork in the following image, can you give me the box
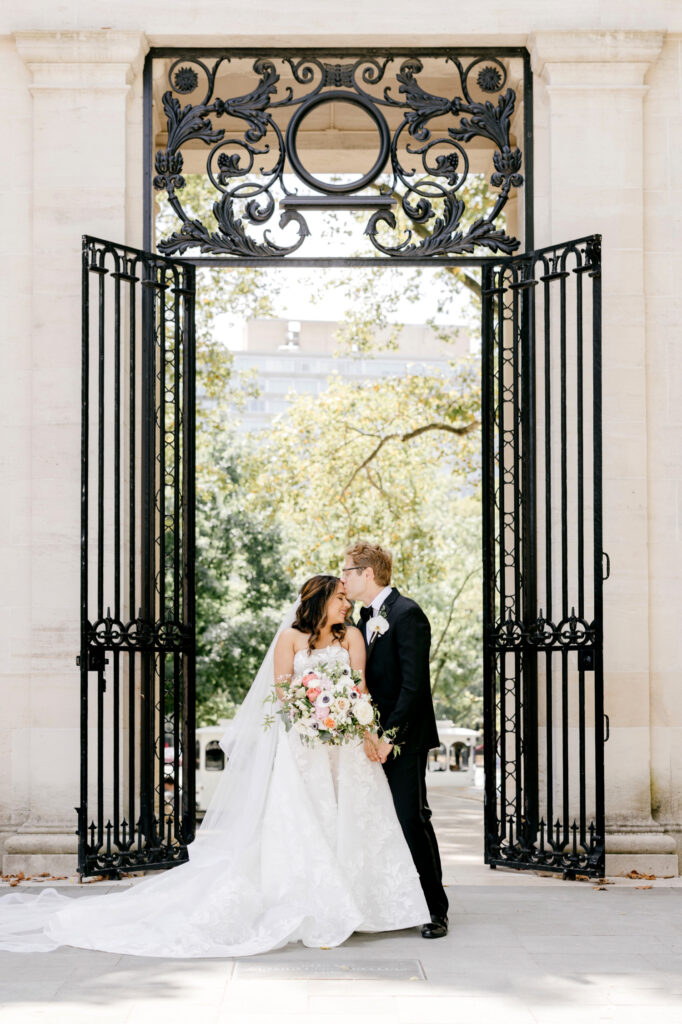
[153,53,524,259]
[87,610,193,652]
[490,609,596,651]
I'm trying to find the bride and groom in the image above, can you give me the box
[0,542,448,957]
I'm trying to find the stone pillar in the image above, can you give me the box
[530,30,676,875]
[3,31,147,874]
[644,37,682,865]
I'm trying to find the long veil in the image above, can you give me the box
[0,599,300,954]
[189,597,299,865]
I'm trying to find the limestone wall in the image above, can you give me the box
[0,0,679,875]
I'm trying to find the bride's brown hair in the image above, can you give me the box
[293,575,347,652]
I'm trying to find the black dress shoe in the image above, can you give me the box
[421,914,448,939]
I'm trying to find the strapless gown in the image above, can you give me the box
[0,645,429,957]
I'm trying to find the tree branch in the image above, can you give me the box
[430,567,479,697]
[342,419,478,494]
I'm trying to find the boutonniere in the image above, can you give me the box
[367,604,389,641]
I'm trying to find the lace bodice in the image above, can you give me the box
[293,643,350,676]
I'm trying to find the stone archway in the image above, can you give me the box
[76,47,603,879]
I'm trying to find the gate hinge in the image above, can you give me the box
[76,648,109,672]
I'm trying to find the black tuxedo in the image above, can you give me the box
[361,588,448,919]
[363,589,439,753]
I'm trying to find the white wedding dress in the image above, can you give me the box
[0,645,429,957]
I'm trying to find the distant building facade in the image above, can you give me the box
[229,318,471,430]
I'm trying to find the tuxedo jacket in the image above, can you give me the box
[361,588,440,754]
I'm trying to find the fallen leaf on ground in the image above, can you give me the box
[625,870,656,880]
[635,885,653,890]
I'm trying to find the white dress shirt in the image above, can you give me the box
[365,585,394,643]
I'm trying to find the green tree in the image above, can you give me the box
[194,427,294,725]
[249,364,483,723]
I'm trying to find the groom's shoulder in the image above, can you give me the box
[391,591,428,621]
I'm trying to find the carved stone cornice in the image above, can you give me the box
[13,30,149,91]
[529,29,665,89]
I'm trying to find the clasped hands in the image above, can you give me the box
[364,731,393,764]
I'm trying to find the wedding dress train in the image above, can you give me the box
[0,645,429,957]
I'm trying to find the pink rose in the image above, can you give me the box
[306,687,321,702]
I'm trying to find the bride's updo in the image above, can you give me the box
[293,575,347,652]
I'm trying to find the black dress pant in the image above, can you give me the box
[383,750,448,919]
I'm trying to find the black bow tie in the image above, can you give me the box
[359,605,373,623]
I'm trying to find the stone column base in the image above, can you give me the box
[605,830,679,877]
[3,826,78,877]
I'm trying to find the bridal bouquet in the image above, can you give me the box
[265,658,380,747]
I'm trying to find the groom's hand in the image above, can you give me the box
[376,740,394,764]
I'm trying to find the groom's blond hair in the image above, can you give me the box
[345,542,393,586]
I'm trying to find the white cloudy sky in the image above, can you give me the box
[212,263,475,349]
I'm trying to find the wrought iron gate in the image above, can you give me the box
[481,235,605,877]
[78,236,196,876]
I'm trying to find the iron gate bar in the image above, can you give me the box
[79,236,196,877]
[481,235,604,877]
[520,259,540,853]
[163,257,527,268]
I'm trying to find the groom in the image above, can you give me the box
[342,542,449,939]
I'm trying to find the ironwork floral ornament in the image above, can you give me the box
[477,65,503,92]
[174,66,199,93]
[153,54,524,259]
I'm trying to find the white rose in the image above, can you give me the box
[352,700,374,726]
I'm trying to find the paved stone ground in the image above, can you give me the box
[2,785,682,1023]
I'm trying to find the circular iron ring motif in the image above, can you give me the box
[286,90,390,194]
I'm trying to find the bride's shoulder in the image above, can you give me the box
[277,627,300,646]
[343,625,364,648]
[278,626,309,651]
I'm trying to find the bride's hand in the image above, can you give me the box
[363,732,381,762]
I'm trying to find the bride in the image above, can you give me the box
[0,574,429,957]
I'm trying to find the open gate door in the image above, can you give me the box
[481,235,606,878]
[78,236,196,877]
